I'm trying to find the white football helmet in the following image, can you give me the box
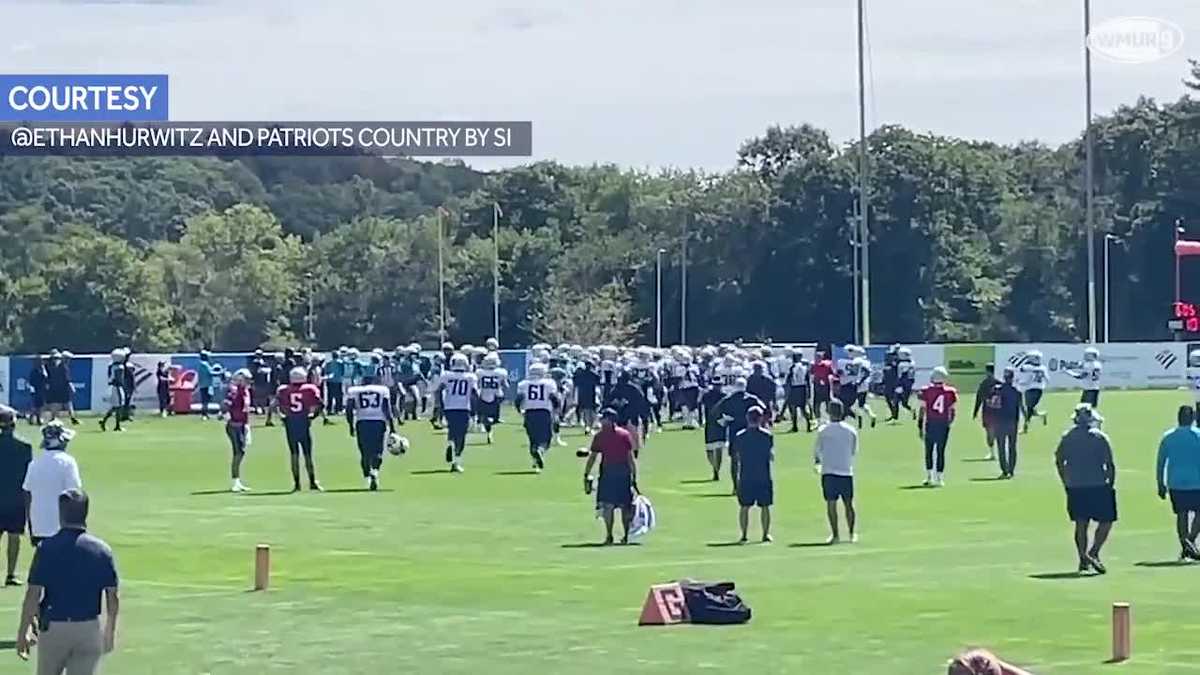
[1083,347,1100,361]
[449,353,469,371]
[289,367,307,384]
[1026,350,1043,365]
[483,352,501,368]
[386,433,409,456]
[930,366,948,384]
[528,362,548,379]
[485,337,499,350]
[898,346,912,360]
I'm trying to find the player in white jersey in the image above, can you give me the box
[784,351,813,432]
[714,355,744,396]
[835,345,864,425]
[345,373,395,491]
[515,362,561,472]
[1067,346,1103,408]
[474,352,508,444]
[1017,350,1049,432]
[435,353,477,473]
[1188,350,1200,417]
[674,354,702,429]
[853,351,877,428]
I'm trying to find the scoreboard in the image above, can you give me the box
[1171,302,1200,333]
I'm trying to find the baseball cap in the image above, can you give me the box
[600,408,619,421]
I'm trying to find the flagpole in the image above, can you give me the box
[493,202,501,344]
[437,207,447,343]
[857,0,871,346]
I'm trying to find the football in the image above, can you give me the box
[386,433,409,456]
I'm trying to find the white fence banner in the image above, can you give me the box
[907,344,945,385]
[995,343,1186,391]
[0,356,8,407]
[89,354,172,411]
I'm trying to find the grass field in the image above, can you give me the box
[2,390,1199,674]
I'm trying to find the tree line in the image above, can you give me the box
[4,63,1200,353]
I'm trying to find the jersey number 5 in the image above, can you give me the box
[288,391,305,414]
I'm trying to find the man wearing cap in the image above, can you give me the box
[22,422,83,546]
[1054,403,1117,574]
[1155,405,1200,561]
[16,489,119,674]
[731,405,774,543]
[582,409,639,545]
[0,406,32,585]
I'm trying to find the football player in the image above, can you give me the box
[1018,350,1049,433]
[276,367,324,492]
[515,362,560,473]
[223,369,253,493]
[1068,346,1103,408]
[435,353,477,473]
[475,352,508,443]
[99,348,129,433]
[918,366,958,486]
[346,372,395,491]
[784,350,813,432]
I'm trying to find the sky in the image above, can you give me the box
[2,0,1198,170]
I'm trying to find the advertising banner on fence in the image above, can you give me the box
[0,357,8,407]
[945,344,996,391]
[89,354,172,412]
[994,343,1186,390]
[6,355,93,412]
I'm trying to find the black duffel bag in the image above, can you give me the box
[679,580,752,625]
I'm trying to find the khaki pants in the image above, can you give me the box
[38,619,103,675]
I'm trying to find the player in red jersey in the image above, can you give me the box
[810,350,834,421]
[917,366,958,487]
[276,367,325,492]
[222,369,253,493]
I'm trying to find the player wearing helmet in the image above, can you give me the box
[918,366,958,487]
[223,369,254,492]
[276,367,324,492]
[99,348,130,433]
[515,362,561,472]
[346,370,395,491]
[1069,346,1103,408]
[475,352,509,444]
[784,350,813,433]
[1018,350,1049,432]
[436,353,478,473]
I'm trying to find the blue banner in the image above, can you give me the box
[0,74,168,121]
[7,356,93,411]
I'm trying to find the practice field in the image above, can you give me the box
[3,391,1200,674]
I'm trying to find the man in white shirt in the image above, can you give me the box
[812,400,858,544]
[22,421,82,544]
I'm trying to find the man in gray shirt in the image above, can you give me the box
[1054,404,1116,574]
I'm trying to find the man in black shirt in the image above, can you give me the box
[746,363,776,422]
[45,351,77,425]
[882,348,902,422]
[16,489,119,672]
[972,363,999,461]
[603,373,648,455]
[731,406,774,543]
[0,406,32,585]
[718,378,766,496]
[699,381,727,482]
[26,356,47,426]
[987,367,1024,479]
[572,360,601,433]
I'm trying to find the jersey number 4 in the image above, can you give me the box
[931,394,947,414]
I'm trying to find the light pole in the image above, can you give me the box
[304,271,315,342]
[655,248,666,348]
[680,213,688,346]
[856,0,871,346]
[1104,234,1122,343]
[1084,0,1097,343]
[436,207,448,343]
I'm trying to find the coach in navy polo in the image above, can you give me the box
[16,489,119,674]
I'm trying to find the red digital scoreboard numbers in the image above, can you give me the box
[1173,302,1200,333]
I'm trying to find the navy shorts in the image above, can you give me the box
[476,399,501,422]
[738,480,774,507]
[1170,489,1200,515]
[355,419,387,458]
[524,409,553,447]
[1066,486,1117,523]
[821,474,854,502]
[444,409,470,443]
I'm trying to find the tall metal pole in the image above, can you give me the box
[493,202,501,344]
[680,214,688,346]
[437,207,447,342]
[850,211,860,345]
[1084,0,1097,343]
[305,272,314,341]
[656,248,665,348]
[857,0,871,346]
[1103,234,1110,343]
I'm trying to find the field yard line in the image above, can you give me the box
[124,578,244,592]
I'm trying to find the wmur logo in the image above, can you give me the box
[1155,349,1178,370]
[1087,16,1184,64]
